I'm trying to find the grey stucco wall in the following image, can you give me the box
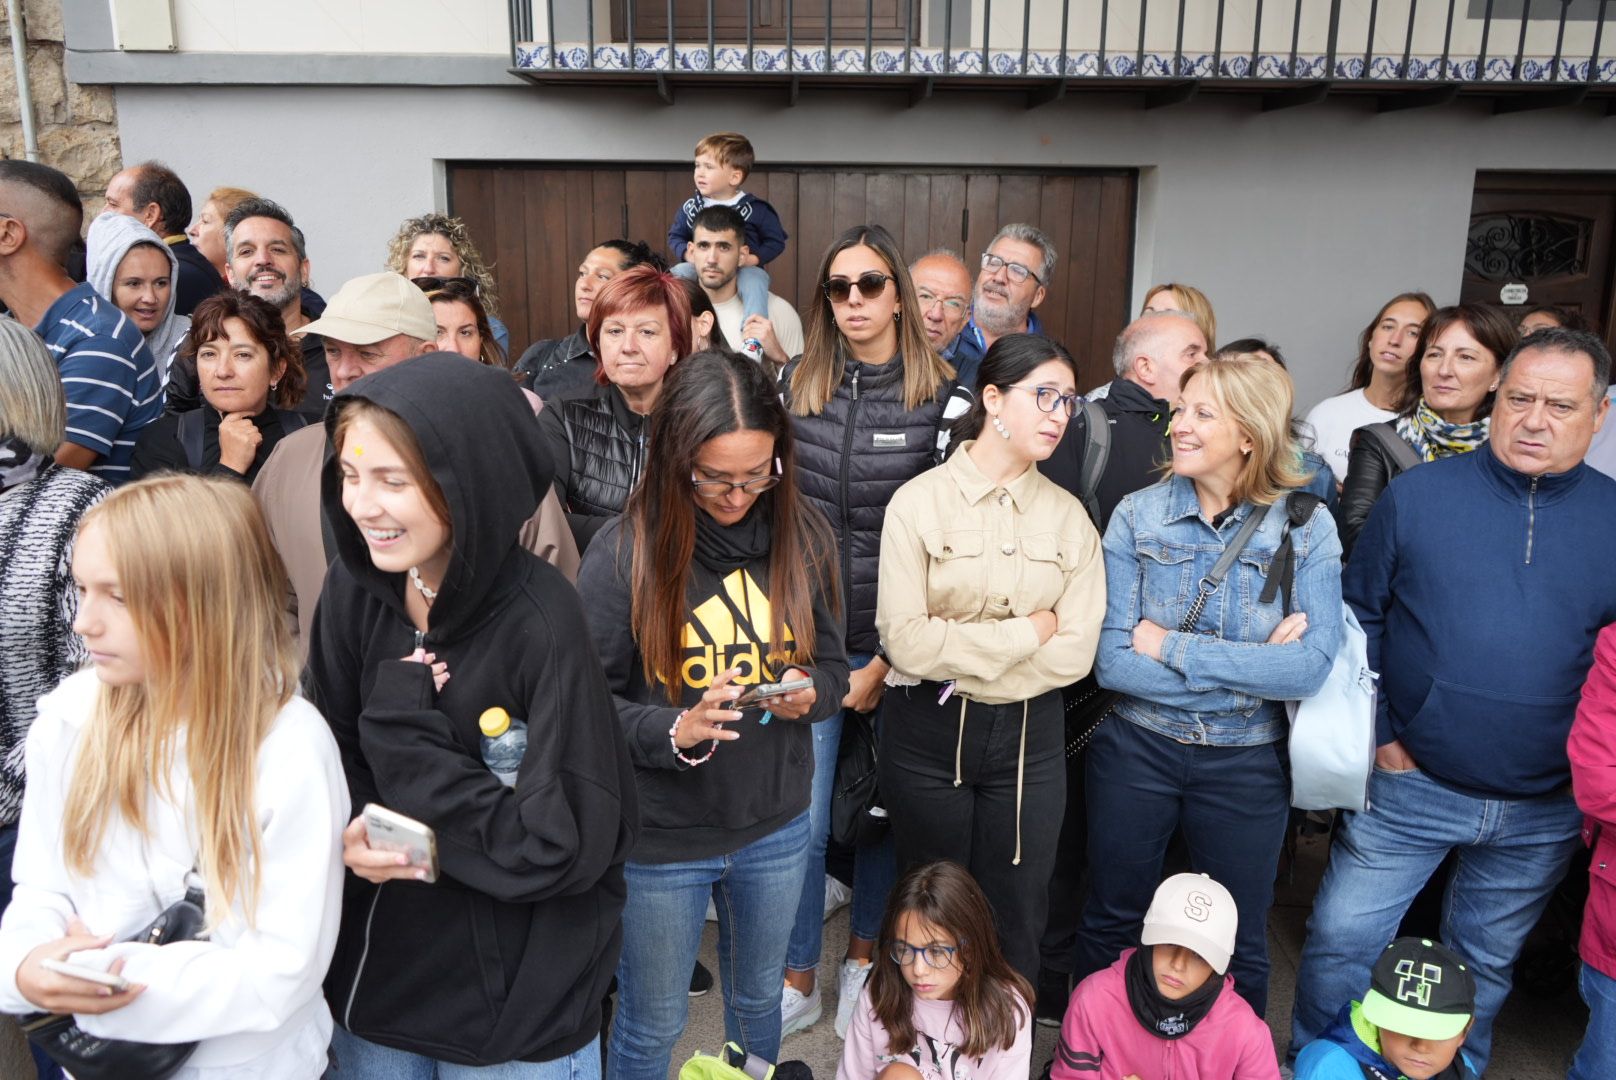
[111,82,1616,410]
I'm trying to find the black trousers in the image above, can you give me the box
[880,683,1064,986]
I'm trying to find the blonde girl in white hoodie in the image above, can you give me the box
[0,474,348,1078]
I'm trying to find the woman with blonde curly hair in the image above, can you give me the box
[384,212,509,358]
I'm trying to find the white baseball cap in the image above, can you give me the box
[1141,873,1238,975]
[295,271,436,345]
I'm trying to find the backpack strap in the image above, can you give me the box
[1074,399,1111,529]
[1358,420,1423,474]
[176,409,206,471]
[1259,491,1324,614]
[276,408,312,435]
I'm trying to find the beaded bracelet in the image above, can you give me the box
[669,709,719,767]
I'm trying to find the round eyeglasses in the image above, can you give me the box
[691,474,782,499]
[1005,384,1080,418]
[888,941,958,970]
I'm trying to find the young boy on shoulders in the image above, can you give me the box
[1052,874,1279,1080]
[667,131,787,361]
[1295,937,1478,1080]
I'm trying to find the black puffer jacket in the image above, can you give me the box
[781,355,948,654]
[537,383,648,553]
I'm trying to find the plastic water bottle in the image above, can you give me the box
[479,706,527,787]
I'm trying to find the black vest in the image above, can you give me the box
[559,389,647,519]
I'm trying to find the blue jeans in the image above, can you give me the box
[670,263,771,323]
[785,653,896,972]
[1290,765,1582,1074]
[1571,962,1616,1080]
[326,1026,599,1078]
[1075,716,1291,1017]
[608,812,810,1080]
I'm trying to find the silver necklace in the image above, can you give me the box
[407,566,438,603]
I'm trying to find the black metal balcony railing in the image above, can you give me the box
[508,0,1616,110]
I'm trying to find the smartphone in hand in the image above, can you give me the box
[732,677,814,710]
[41,958,132,992]
[362,803,439,884]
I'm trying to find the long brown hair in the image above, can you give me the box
[625,350,837,702]
[1395,302,1518,419]
[63,476,298,930]
[868,862,1033,1059]
[1347,291,1436,391]
[791,224,953,415]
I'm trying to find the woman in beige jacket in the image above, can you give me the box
[875,333,1105,985]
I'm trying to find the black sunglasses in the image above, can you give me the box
[821,272,893,304]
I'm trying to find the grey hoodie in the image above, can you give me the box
[85,211,190,380]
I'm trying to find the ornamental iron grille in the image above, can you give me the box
[1466,213,1593,281]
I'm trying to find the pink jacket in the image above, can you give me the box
[1050,952,1279,1080]
[1570,623,1616,979]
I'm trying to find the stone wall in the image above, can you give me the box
[0,0,122,215]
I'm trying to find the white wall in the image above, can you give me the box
[172,0,509,54]
[113,83,1616,410]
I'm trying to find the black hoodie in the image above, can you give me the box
[305,353,637,1066]
[577,513,849,864]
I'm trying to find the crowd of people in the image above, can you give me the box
[0,129,1613,1080]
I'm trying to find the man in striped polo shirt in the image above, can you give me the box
[0,161,161,485]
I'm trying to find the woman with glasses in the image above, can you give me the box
[875,332,1105,987]
[776,224,957,1038]
[576,351,848,1080]
[385,212,509,358]
[1075,355,1341,1019]
[537,265,691,553]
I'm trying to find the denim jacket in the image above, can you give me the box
[1095,473,1343,746]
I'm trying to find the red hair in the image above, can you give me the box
[585,265,693,385]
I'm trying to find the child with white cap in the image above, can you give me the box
[1050,873,1278,1080]
[1294,937,1478,1080]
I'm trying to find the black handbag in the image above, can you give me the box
[21,874,207,1080]
[831,708,888,847]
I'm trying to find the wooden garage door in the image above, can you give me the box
[449,163,1136,390]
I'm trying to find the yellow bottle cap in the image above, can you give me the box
[479,707,511,738]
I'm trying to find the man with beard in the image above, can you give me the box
[952,223,1055,388]
[164,197,330,418]
[687,205,802,369]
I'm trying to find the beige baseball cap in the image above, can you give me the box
[1141,872,1238,975]
[294,272,437,345]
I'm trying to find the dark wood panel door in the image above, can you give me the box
[1462,172,1616,349]
[449,163,1136,391]
[613,0,917,44]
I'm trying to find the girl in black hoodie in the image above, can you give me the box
[577,351,849,1080]
[305,353,638,1076]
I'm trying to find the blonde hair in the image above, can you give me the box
[206,186,258,221]
[1143,283,1217,351]
[384,212,501,318]
[62,476,298,930]
[1177,357,1309,506]
[0,318,67,455]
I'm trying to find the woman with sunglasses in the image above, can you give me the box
[576,351,848,1080]
[875,332,1104,988]
[776,224,957,1038]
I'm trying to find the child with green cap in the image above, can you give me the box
[1295,937,1479,1080]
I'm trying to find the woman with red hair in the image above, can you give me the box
[537,265,693,553]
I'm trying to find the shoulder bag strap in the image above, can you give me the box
[1360,420,1423,473]
[1177,505,1268,634]
[1260,492,1324,614]
[1076,399,1111,528]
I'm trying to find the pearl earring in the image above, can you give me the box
[992,414,1010,440]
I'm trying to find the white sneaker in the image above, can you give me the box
[834,959,872,1039]
[823,875,851,920]
[705,897,717,922]
[780,981,822,1038]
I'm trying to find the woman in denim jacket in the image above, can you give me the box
[1074,355,1343,1019]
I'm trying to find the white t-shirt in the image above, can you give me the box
[712,292,805,361]
[1304,389,1398,485]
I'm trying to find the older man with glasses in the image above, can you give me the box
[909,248,974,372]
[950,224,1056,389]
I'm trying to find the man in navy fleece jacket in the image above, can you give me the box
[1291,327,1616,1074]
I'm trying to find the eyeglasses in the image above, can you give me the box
[916,289,967,315]
[1006,384,1080,418]
[888,940,958,970]
[413,275,480,296]
[691,474,782,499]
[822,272,892,304]
[980,252,1043,285]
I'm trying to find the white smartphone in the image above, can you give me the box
[41,957,131,992]
[733,677,814,709]
[361,803,439,884]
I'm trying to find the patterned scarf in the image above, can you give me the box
[1395,400,1490,463]
[0,435,47,496]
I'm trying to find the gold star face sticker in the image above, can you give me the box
[351,445,364,457]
